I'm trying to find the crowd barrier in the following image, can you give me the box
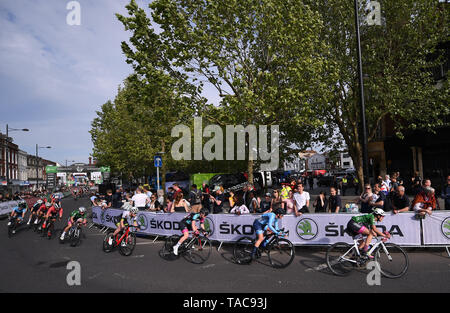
[91,207,450,247]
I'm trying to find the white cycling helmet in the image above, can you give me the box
[37,199,43,205]
[373,208,386,216]
[122,202,133,211]
[79,207,86,213]
[130,207,139,214]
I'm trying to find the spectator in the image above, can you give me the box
[313,191,328,213]
[143,185,153,199]
[259,193,272,213]
[248,191,259,213]
[411,171,422,195]
[280,184,291,200]
[441,175,450,210]
[112,188,123,208]
[157,189,165,206]
[201,184,211,213]
[308,176,314,190]
[328,187,341,213]
[173,192,190,213]
[132,187,150,211]
[148,194,163,212]
[282,190,295,215]
[412,186,435,218]
[210,185,225,214]
[359,184,376,213]
[390,177,399,194]
[372,183,386,211]
[230,196,250,215]
[189,184,202,213]
[172,183,183,199]
[421,179,438,210]
[293,183,310,216]
[341,175,348,196]
[228,191,235,208]
[390,186,410,214]
[271,190,283,212]
[90,194,98,206]
[167,187,175,202]
[164,197,173,213]
[104,189,113,209]
[380,175,390,196]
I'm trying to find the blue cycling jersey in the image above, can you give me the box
[13,206,27,214]
[255,212,280,235]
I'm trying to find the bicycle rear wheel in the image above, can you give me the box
[268,238,295,269]
[102,231,115,253]
[326,242,355,276]
[375,243,408,278]
[186,236,212,264]
[159,235,180,261]
[119,233,136,256]
[233,236,255,265]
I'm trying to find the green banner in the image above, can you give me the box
[100,166,111,173]
[45,166,58,173]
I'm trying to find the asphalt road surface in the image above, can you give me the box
[1,197,449,293]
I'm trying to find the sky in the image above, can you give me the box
[0,0,222,166]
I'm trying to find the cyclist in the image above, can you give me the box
[346,208,390,258]
[173,208,209,256]
[251,208,285,259]
[60,207,87,241]
[27,199,44,225]
[8,200,28,233]
[109,207,139,245]
[35,201,52,226]
[42,202,63,236]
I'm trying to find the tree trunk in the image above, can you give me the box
[247,159,254,186]
[161,140,166,195]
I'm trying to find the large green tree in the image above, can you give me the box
[116,0,334,183]
[306,0,449,186]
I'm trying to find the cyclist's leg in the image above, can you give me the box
[173,223,190,255]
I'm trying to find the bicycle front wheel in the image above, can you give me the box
[268,238,295,269]
[186,236,212,264]
[326,242,355,276]
[102,231,115,253]
[375,243,409,278]
[233,236,255,265]
[119,233,136,256]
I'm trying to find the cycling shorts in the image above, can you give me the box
[253,220,266,235]
[180,221,193,233]
[347,220,367,236]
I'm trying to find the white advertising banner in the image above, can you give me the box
[422,211,450,245]
[91,207,422,246]
[0,201,19,216]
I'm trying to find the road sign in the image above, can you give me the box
[154,156,162,168]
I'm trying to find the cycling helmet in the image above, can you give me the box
[122,202,133,211]
[37,199,43,205]
[200,208,209,216]
[45,202,52,208]
[18,200,27,208]
[373,208,386,216]
[274,208,285,216]
[130,207,139,214]
[78,207,86,214]
[54,203,60,209]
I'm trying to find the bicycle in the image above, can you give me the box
[7,216,24,238]
[103,224,142,256]
[326,231,409,278]
[233,228,295,269]
[59,221,84,247]
[159,229,212,264]
[41,216,59,240]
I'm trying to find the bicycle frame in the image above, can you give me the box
[338,235,387,265]
[181,231,208,252]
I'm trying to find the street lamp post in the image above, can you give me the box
[354,0,370,185]
[4,125,29,190]
[36,144,51,191]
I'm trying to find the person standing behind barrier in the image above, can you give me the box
[248,191,260,213]
[328,187,341,213]
[359,184,376,214]
[189,184,202,213]
[391,186,410,214]
[210,186,225,214]
[132,187,150,211]
[230,196,250,215]
[293,183,309,216]
[283,190,295,215]
[441,175,450,210]
[272,190,283,212]
[173,192,190,213]
[314,191,328,213]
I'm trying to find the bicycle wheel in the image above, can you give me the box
[70,227,81,247]
[159,235,180,261]
[119,233,136,256]
[186,236,212,264]
[102,231,115,253]
[375,243,409,278]
[233,236,255,265]
[267,238,295,269]
[326,242,355,276]
[47,222,54,240]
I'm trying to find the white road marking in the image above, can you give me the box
[200,264,215,269]
[89,272,102,280]
[130,255,145,258]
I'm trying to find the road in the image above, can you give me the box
[0,196,449,293]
